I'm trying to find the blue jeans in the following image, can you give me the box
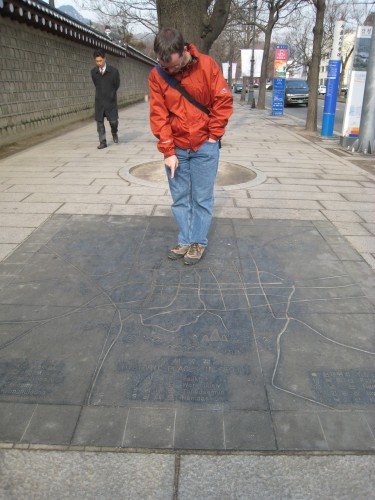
[165,140,220,247]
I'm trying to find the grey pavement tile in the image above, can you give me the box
[250,208,325,220]
[0,227,35,244]
[363,223,375,235]
[0,245,17,262]
[21,404,81,445]
[72,406,129,447]
[272,411,328,450]
[346,235,375,253]
[363,412,375,438]
[122,407,175,448]
[322,201,375,211]
[178,455,375,500]
[56,203,112,215]
[174,409,224,449]
[1,251,34,265]
[0,203,60,215]
[342,261,375,304]
[356,211,375,223]
[0,450,175,499]
[0,402,36,441]
[318,413,375,451]
[0,213,49,228]
[332,222,372,236]
[322,210,364,222]
[324,237,365,260]
[224,411,276,450]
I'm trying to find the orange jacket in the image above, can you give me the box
[148,44,233,158]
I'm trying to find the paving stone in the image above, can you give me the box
[122,407,175,448]
[318,413,375,450]
[178,455,375,499]
[21,405,81,445]
[0,450,175,499]
[174,410,225,449]
[223,411,276,450]
[0,402,36,441]
[72,407,129,447]
[272,412,328,450]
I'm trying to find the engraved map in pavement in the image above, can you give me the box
[0,215,374,412]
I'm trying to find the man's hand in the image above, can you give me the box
[208,138,217,143]
[165,155,179,179]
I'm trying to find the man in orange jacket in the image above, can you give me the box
[149,28,233,265]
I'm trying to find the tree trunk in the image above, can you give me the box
[156,0,231,54]
[257,16,274,109]
[306,0,326,132]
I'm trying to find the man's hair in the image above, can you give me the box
[154,28,184,62]
[94,49,106,58]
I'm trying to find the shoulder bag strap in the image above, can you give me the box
[156,64,210,116]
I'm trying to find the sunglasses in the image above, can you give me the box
[157,54,184,73]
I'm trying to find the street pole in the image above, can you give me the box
[247,1,257,108]
[352,16,375,154]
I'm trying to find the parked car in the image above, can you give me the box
[318,85,326,95]
[284,79,309,106]
[234,82,248,93]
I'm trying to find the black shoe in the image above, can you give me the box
[112,133,118,143]
[97,142,107,149]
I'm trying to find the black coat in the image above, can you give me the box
[91,65,120,122]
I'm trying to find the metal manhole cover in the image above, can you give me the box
[130,160,257,187]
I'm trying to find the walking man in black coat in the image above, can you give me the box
[91,49,120,149]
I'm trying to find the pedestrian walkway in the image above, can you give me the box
[0,100,375,498]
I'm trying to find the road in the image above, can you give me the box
[248,91,347,135]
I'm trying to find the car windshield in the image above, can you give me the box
[286,81,308,89]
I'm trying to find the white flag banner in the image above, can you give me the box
[222,62,229,79]
[240,49,263,77]
[232,62,237,79]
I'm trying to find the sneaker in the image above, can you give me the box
[167,244,190,260]
[184,243,205,265]
[97,142,107,149]
[112,133,118,143]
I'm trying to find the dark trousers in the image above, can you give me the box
[97,119,118,143]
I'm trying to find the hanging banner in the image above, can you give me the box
[272,45,288,116]
[341,25,373,146]
[232,62,237,80]
[240,49,263,77]
[222,62,229,79]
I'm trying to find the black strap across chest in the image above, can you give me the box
[156,64,210,116]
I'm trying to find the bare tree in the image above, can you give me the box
[305,0,326,131]
[81,0,232,53]
[157,0,231,53]
[80,0,158,35]
[257,0,306,109]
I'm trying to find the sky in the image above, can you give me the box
[42,0,96,20]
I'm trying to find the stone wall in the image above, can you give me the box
[0,15,154,147]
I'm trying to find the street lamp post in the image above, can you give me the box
[247,0,257,108]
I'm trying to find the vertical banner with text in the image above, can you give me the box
[341,25,373,146]
[321,21,345,136]
[272,45,288,116]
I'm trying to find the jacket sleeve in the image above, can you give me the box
[148,70,176,158]
[208,60,233,140]
[91,69,96,86]
[114,68,120,91]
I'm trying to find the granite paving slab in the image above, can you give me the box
[0,215,374,451]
